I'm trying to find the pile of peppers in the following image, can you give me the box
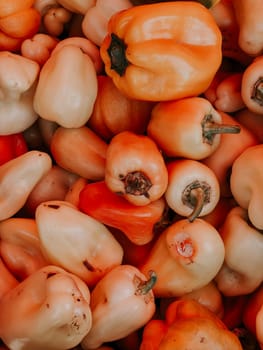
[0,0,263,349]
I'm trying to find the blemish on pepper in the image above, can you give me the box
[46,204,60,209]
[46,272,56,279]
[177,238,194,258]
[83,260,96,272]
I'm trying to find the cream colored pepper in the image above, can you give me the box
[35,200,124,287]
[82,0,133,46]
[0,150,52,221]
[0,265,92,350]
[139,218,225,298]
[33,43,98,128]
[81,264,156,349]
[0,51,39,135]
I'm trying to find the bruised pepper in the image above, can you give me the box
[100,1,222,101]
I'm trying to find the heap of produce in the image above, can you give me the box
[0,0,263,349]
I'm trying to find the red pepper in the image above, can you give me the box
[0,133,28,166]
[78,180,168,245]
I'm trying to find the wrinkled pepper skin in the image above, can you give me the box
[100,1,222,101]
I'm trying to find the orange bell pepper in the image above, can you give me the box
[140,299,243,349]
[147,96,240,160]
[104,130,168,206]
[0,0,41,52]
[100,1,222,101]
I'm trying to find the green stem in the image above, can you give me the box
[202,114,241,145]
[135,270,157,295]
[187,187,205,223]
[182,180,211,222]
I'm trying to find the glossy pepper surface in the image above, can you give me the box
[100,1,222,101]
